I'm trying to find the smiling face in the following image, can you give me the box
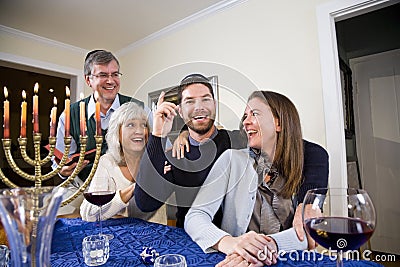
[120,119,148,156]
[178,83,216,136]
[242,97,281,155]
[86,59,120,104]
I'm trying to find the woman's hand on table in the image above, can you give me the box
[216,253,264,267]
[215,232,277,266]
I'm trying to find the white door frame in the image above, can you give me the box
[316,0,398,188]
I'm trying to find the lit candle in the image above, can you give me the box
[3,87,9,139]
[94,91,101,136]
[65,86,70,137]
[79,93,86,136]
[20,90,27,138]
[33,82,39,133]
[50,97,57,137]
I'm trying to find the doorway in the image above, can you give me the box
[335,3,400,255]
[317,0,400,257]
[350,50,400,255]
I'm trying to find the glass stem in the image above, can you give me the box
[337,250,344,267]
[98,205,103,236]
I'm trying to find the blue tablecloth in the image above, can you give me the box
[50,218,383,267]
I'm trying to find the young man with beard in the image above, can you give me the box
[135,73,328,249]
[134,73,241,228]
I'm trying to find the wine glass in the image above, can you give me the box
[302,188,376,267]
[83,176,116,240]
[154,254,187,267]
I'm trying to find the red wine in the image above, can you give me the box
[305,217,374,250]
[83,191,115,206]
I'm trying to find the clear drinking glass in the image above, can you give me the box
[82,234,109,266]
[0,245,9,267]
[154,254,187,267]
[302,188,376,267]
[83,176,116,239]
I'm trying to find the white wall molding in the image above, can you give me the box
[0,25,86,55]
[117,0,248,56]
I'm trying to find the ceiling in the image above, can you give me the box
[0,0,226,53]
[0,0,399,59]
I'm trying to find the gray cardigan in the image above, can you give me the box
[184,149,307,253]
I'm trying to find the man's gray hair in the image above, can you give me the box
[84,49,119,76]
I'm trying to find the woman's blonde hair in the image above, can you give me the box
[106,102,150,166]
[248,91,304,198]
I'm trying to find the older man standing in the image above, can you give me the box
[54,50,146,215]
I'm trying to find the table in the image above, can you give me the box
[50,218,383,267]
[51,218,225,266]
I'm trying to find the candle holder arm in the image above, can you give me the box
[0,162,18,188]
[39,137,72,182]
[2,138,35,181]
[18,137,36,166]
[60,135,102,206]
[39,137,57,165]
[57,136,88,189]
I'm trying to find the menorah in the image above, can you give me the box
[0,84,103,267]
[0,134,103,206]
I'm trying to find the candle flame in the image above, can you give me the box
[22,90,26,100]
[4,87,8,98]
[66,86,70,97]
[80,92,84,100]
[94,90,99,101]
[34,82,39,94]
[53,97,57,106]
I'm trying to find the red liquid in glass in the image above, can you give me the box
[83,191,115,206]
[305,217,374,250]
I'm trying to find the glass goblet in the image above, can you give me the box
[154,254,187,267]
[83,176,116,240]
[302,188,376,267]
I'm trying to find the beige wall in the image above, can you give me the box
[119,0,330,145]
[0,0,331,146]
[0,31,83,70]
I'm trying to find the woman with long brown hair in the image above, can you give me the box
[185,91,328,266]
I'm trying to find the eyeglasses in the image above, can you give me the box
[90,72,122,80]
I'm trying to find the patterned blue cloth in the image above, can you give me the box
[50,218,383,267]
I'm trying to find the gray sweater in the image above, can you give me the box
[184,149,308,253]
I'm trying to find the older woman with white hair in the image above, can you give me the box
[80,101,167,224]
